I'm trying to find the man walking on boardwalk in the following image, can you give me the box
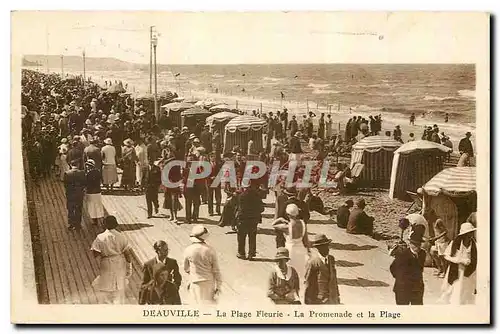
[142,157,162,219]
[64,159,87,230]
[304,234,341,304]
[183,225,222,304]
[235,181,265,260]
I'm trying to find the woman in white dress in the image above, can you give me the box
[58,139,70,181]
[101,138,118,191]
[272,204,310,299]
[91,215,133,304]
[439,221,477,305]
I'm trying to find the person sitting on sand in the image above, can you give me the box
[336,199,354,229]
[346,199,374,236]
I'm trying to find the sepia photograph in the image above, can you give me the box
[10,11,490,324]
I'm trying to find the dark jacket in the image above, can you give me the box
[200,130,212,152]
[458,138,474,156]
[336,204,350,228]
[64,168,86,201]
[346,207,374,235]
[139,257,182,305]
[85,169,101,194]
[142,164,162,191]
[84,144,102,170]
[304,254,340,304]
[236,188,264,223]
[390,248,426,293]
[147,143,161,162]
[67,146,84,169]
[289,137,302,154]
[277,195,310,222]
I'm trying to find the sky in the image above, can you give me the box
[11,11,488,64]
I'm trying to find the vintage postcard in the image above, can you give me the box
[11,11,490,324]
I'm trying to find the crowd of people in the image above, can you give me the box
[22,69,476,307]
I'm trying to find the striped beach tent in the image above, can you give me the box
[206,111,239,135]
[223,115,267,154]
[423,167,476,197]
[350,135,402,187]
[389,140,452,200]
[422,167,476,238]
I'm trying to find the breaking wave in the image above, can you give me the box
[307,83,330,88]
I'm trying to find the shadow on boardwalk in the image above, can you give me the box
[338,277,390,288]
[330,242,378,251]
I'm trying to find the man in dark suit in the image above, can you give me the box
[142,157,162,218]
[200,124,212,153]
[236,181,264,260]
[346,198,374,235]
[336,199,354,228]
[140,240,182,305]
[67,139,84,170]
[63,159,87,230]
[275,186,310,248]
[83,137,102,171]
[207,153,222,216]
[390,227,426,305]
[304,234,341,304]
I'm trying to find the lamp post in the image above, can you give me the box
[60,55,64,77]
[149,26,153,94]
[152,31,158,121]
[82,49,86,86]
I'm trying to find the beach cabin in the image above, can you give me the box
[206,111,239,135]
[389,140,452,200]
[350,135,402,187]
[223,115,267,154]
[162,102,194,129]
[421,167,476,239]
[181,106,212,133]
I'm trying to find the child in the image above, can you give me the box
[429,219,450,278]
[408,133,415,142]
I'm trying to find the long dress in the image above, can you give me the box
[121,146,137,188]
[285,218,309,297]
[439,241,476,304]
[91,229,131,304]
[101,145,118,186]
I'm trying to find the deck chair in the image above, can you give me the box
[406,191,423,213]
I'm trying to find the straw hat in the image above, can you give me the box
[182,126,189,132]
[458,222,476,236]
[286,203,300,218]
[193,138,201,144]
[309,234,332,247]
[189,134,196,140]
[275,247,290,261]
[104,138,113,145]
[85,159,96,168]
[189,225,209,243]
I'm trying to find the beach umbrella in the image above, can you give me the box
[209,104,232,112]
[422,167,476,197]
[181,106,212,117]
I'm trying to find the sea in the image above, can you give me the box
[46,64,476,129]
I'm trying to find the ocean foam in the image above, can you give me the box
[458,89,476,99]
[211,74,225,78]
[312,89,340,95]
[307,83,330,88]
[262,77,283,82]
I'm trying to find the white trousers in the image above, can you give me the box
[190,280,216,305]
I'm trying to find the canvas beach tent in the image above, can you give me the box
[350,135,402,187]
[421,167,476,239]
[389,140,452,200]
[223,115,267,154]
[206,111,239,135]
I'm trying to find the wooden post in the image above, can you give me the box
[306,99,309,113]
[260,102,263,112]
[316,102,319,110]
[236,100,238,109]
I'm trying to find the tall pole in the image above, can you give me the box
[152,29,158,120]
[149,26,153,94]
[60,55,64,77]
[82,49,86,84]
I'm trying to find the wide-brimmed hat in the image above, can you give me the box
[458,222,477,236]
[189,225,209,243]
[193,138,201,143]
[275,247,290,261]
[309,234,332,247]
[182,126,189,132]
[294,131,302,137]
[167,130,174,136]
[189,134,196,140]
[123,138,134,146]
[286,203,300,217]
[104,138,113,145]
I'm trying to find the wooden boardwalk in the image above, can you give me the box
[102,190,444,306]
[25,172,143,304]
